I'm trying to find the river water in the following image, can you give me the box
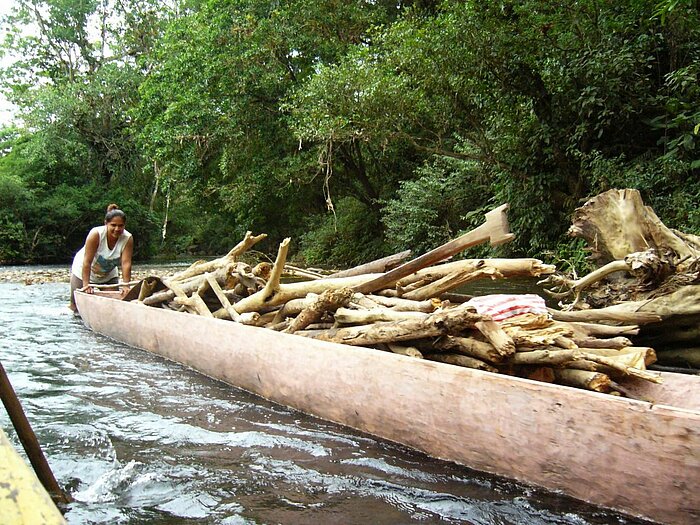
[0,278,650,525]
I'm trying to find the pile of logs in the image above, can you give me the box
[130,204,663,397]
[541,189,700,369]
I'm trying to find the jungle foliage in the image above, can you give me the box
[0,0,698,268]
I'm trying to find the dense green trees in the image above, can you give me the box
[1,0,698,267]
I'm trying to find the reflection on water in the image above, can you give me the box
[0,281,650,524]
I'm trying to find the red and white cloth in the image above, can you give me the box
[465,294,549,322]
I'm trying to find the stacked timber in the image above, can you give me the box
[132,206,663,397]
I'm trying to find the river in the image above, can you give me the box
[0,275,650,524]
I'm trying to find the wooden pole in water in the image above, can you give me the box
[0,361,72,505]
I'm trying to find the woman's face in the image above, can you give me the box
[105,217,126,239]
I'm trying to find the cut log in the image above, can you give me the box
[301,304,484,346]
[474,320,515,357]
[397,258,556,288]
[353,204,514,294]
[170,231,267,282]
[548,307,661,325]
[284,288,354,334]
[554,369,612,392]
[326,250,412,279]
[425,353,498,373]
[427,335,506,363]
[333,307,428,325]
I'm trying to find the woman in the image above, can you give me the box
[69,204,134,312]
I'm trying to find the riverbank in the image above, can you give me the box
[0,265,182,285]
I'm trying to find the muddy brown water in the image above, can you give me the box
[0,266,651,524]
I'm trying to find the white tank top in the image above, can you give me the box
[71,225,132,283]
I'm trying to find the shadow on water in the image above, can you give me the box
[0,281,653,524]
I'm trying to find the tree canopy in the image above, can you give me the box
[1,0,698,267]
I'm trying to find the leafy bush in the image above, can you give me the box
[298,197,388,268]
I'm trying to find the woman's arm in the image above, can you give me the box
[81,230,100,293]
[120,236,134,294]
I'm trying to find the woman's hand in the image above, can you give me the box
[119,285,131,298]
[81,285,94,294]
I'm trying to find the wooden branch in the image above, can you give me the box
[397,258,555,288]
[427,335,506,363]
[378,343,423,359]
[474,320,515,357]
[353,204,514,294]
[568,322,639,337]
[543,259,631,299]
[170,231,267,282]
[301,304,485,346]
[365,295,439,312]
[548,307,661,325]
[284,288,353,334]
[507,349,581,366]
[578,352,662,383]
[554,369,612,392]
[334,307,428,325]
[572,336,632,349]
[401,267,501,300]
[144,263,234,306]
[426,353,498,372]
[231,272,384,314]
[326,250,412,279]
[284,264,324,280]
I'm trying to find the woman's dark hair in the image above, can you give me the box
[105,203,126,222]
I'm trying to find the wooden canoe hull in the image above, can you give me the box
[75,292,700,525]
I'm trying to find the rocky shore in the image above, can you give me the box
[0,265,182,285]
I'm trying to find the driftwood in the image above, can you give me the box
[302,304,485,346]
[284,288,353,334]
[334,307,428,325]
[426,353,498,372]
[171,231,267,282]
[569,188,700,266]
[129,199,669,395]
[326,250,412,279]
[554,369,612,393]
[354,204,514,294]
[427,335,510,363]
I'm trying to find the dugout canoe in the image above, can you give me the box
[75,290,700,525]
